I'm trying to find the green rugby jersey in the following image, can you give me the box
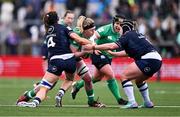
[71,27,84,51]
[59,20,82,50]
[59,19,67,26]
[96,23,120,58]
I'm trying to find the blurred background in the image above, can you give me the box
[0,1,180,114]
[0,0,179,58]
[0,0,179,81]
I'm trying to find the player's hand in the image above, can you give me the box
[106,50,113,55]
[94,50,101,55]
[83,44,94,50]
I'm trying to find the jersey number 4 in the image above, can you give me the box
[47,37,56,48]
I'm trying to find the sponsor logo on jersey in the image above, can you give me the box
[47,26,54,34]
[108,36,112,40]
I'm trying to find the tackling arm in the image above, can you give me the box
[107,50,127,57]
[70,33,92,45]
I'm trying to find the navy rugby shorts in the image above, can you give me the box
[135,59,162,77]
[47,56,76,76]
[91,54,112,70]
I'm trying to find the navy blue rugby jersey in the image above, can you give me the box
[41,38,48,60]
[115,30,157,60]
[45,24,73,58]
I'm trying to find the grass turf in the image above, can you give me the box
[0,78,180,116]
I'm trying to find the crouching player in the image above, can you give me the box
[83,20,162,109]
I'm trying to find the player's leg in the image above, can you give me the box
[55,72,74,107]
[16,79,58,104]
[71,54,107,91]
[71,62,103,99]
[120,62,145,108]
[72,69,102,92]
[135,59,162,108]
[16,84,39,104]
[17,71,59,107]
[55,57,77,107]
[135,80,154,108]
[72,60,105,107]
[98,64,128,105]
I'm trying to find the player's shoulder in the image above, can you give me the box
[99,24,111,30]
[97,24,112,34]
[73,27,81,34]
[123,30,137,37]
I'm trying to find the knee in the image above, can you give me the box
[120,74,128,82]
[39,79,54,90]
[135,79,144,86]
[83,75,92,84]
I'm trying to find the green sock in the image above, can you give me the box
[92,77,101,84]
[86,89,94,104]
[76,80,84,89]
[107,78,121,101]
[76,77,101,90]
[25,90,36,99]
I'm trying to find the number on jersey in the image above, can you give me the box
[47,37,56,48]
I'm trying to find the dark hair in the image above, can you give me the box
[113,14,126,24]
[121,20,137,34]
[63,10,74,18]
[43,11,59,33]
[43,11,59,27]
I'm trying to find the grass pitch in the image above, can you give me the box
[0,78,180,116]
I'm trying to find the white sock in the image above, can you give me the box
[58,88,65,97]
[137,82,151,103]
[122,80,136,104]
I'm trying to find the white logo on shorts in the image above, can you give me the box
[52,66,57,72]
[144,67,151,72]
[100,55,105,59]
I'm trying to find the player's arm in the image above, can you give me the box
[74,50,93,57]
[84,42,118,51]
[70,32,92,45]
[107,50,127,57]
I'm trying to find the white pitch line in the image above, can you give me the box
[0,104,180,108]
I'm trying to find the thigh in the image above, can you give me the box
[121,62,148,81]
[76,60,90,76]
[93,67,105,81]
[65,71,75,81]
[99,64,114,78]
[42,71,59,84]
[135,59,162,77]
[64,57,77,74]
[91,54,112,69]
[47,59,64,76]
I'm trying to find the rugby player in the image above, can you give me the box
[83,20,162,109]
[71,15,128,105]
[17,11,93,107]
[16,10,75,104]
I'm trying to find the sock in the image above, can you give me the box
[76,80,84,89]
[33,97,41,106]
[86,89,94,104]
[26,90,36,99]
[57,88,65,97]
[122,80,136,103]
[76,77,100,90]
[107,78,122,102]
[137,82,151,103]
